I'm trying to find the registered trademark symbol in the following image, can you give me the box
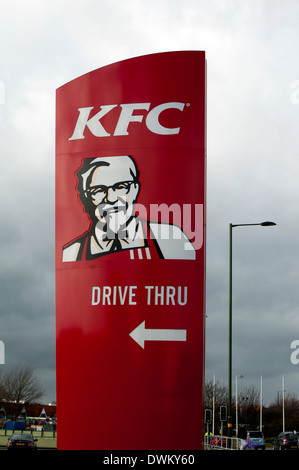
[186,102,190,107]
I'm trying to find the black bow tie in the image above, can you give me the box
[108,237,122,252]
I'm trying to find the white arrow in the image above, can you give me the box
[129,321,187,349]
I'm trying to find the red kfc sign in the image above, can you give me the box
[56,51,206,450]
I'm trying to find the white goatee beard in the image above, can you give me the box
[95,202,135,238]
[105,210,128,236]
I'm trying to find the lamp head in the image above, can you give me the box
[261,221,276,226]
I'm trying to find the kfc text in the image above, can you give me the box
[69,102,188,140]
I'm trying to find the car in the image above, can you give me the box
[7,432,38,450]
[244,431,266,450]
[273,432,299,450]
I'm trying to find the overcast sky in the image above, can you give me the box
[0,0,299,408]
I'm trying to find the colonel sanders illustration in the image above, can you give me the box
[62,155,195,261]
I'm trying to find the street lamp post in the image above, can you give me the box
[282,375,285,433]
[235,373,244,437]
[227,221,276,438]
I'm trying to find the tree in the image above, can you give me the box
[0,364,45,419]
[205,377,228,409]
[205,379,262,433]
[204,379,299,437]
[263,393,299,436]
[0,370,6,402]
[205,378,228,432]
[236,385,260,429]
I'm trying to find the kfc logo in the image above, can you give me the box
[62,155,197,262]
[68,102,187,140]
[56,52,206,451]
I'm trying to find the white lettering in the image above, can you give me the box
[113,103,150,136]
[68,102,186,140]
[69,105,117,140]
[102,286,111,305]
[290,340,299,364]
[91,286,100,305]
[146,101,185,135]
[91,286,137,306]
[155,286,164,305]
[144,285,187,305]
[166,286,176,305]
[92,285,188,306]
[103,454,138,467]
[148,454,194,465]
[183,203,204,250]
[148,202,203,250]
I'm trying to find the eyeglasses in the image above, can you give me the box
[85,180,135,203]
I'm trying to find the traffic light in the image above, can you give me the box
[205,409,212,424]
[220,405,227,421]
